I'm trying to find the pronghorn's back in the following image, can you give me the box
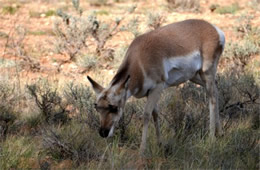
[112,19,225,98]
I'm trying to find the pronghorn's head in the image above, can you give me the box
[87,76,130,138]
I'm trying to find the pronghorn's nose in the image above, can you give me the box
[99,128,110,138]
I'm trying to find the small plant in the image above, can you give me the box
[29,10,56,18]
[0,31,8,38]
[2,5,19,15]
[147,12,165,30]
[160,83,208,138]
[223,15,259,71]
[166,0,200,12]
[224,40,259,70]
[217,71,260,130]
[235,14,260,45]
[209,4,220,12]
[45,10,56,17]
[77,54,97,71]
[4,25,40,71]
[164,127,259,169]
[235,15,254,35]
[88,5,136,56]
[54,8,89,62]
[28,30,47,36]
[88,0,108,6]
[23,112,43,130]
[27,80,69,124]
[41,122,101,164]
[96,10,109,15]
[116,102,136,142]
[0,82,18,139]
[214,3,240,14]
[55,0,135,62]
[64,83,99,130]
[248,0,260,10]
[54,0,136,67]
[121,16,140,38]
[0,136,37,169]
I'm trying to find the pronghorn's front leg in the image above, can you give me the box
[152,106,161,146]
[140,84,164,155]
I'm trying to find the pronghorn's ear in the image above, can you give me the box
[87,76,104,95]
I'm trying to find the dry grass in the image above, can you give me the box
[166,0,200,12]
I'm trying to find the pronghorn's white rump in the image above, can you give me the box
[87,19,225,155]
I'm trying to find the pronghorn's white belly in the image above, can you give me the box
[163,51,202,87]
[131,51,202,98]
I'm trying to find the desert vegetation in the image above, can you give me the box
[0,0,259,169]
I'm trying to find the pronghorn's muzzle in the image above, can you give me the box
[99,128,110,138]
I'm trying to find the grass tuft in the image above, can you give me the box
[2,5,19,15]
[0,136,38,169]
[214,3,240,14]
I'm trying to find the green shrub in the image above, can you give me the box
[23,112,43,130]
[224,40,259,69]
[0,31,8,38]
[214,3,240,14]
[0,136,37,169]
[147,12,165,30]
[235,14,260,45]
[160,83,208,139]
[4,25,40,71]
[54,10,89,61]
[163,125,258,169]
[167,0,200,12]
[121,17,140,37]
[96,10,109,15]
[30,10,56,18]
[64,83,99,130]
[217,71,260,130]
[2,5,19,15]
[0,82,19,138]
[77,54,98,71]
[45,10,56,17]
[88,0,108,6]
[41,121,102,165]
[27,80,69,125]
[54,0,136,66]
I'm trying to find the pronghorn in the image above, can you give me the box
[87,19,225,154]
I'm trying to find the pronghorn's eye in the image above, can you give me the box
[109,104,118,113]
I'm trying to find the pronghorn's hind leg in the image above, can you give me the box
[201,46,224,138]
[201,71,220,138]
[192,70,221,137]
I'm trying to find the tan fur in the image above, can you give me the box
[88,19,225,155]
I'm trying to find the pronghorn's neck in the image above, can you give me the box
[99,66,131,108]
